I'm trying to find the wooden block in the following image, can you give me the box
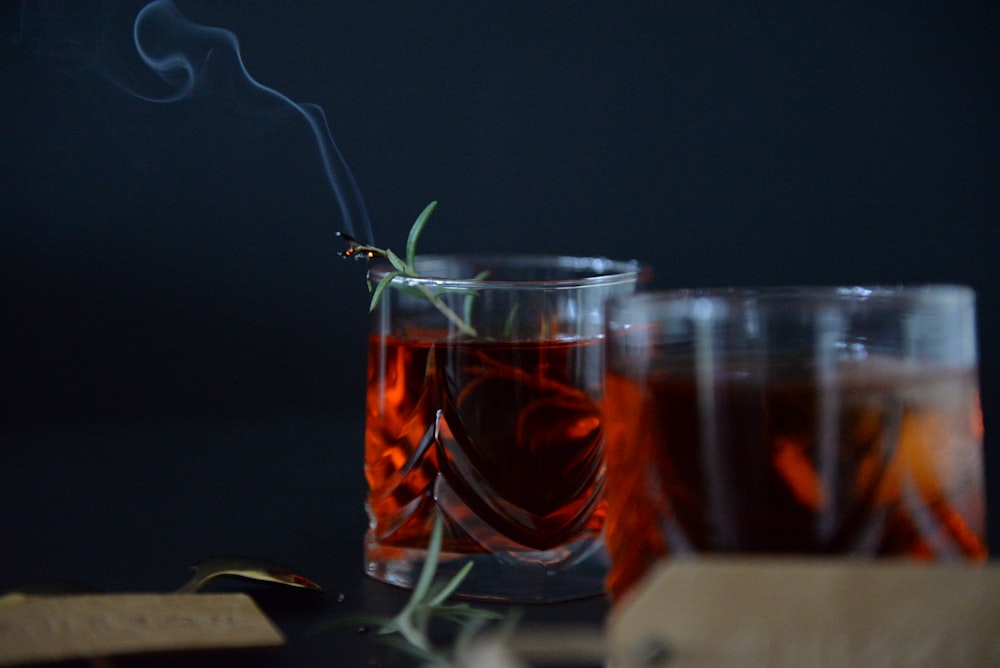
[607,559,1000,667]
[0,593,284,666]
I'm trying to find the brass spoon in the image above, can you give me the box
[2,556,323,600]
[176,556,323,593]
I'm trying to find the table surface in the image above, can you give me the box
[0,413,609,666]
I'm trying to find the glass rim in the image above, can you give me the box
[368,253,651,289]
[609,284,975,309]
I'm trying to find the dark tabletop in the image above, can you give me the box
[0,413,609,666]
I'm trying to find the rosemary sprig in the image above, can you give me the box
[338,202,478,338]
[315,514,509,667]
[375,515,505,665]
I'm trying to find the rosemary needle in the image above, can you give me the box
[316,513,507,667]
[338,202,478,337]
[376,515,504,663]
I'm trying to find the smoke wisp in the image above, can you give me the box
[17,0,373,243]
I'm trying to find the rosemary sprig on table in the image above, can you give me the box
[318,514,511,667]
[338,201,479,337]
[376,515,509,665]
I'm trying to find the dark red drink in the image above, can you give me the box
[603,359,988,601]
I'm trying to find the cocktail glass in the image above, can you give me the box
[365,254,647,602]
[603,286,988,603]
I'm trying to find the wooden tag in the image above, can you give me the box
[0,593,284,666]
[607,559,1000,667]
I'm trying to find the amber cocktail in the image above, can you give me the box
[364,254,645,602]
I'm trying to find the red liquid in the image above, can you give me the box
[365,334,605,555]
[603,360,988,601]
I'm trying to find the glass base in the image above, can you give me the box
[364,533,609,603]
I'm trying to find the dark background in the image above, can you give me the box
[2,0,998,550]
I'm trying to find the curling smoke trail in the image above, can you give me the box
[18,0,373,244]
[130,0,373,244]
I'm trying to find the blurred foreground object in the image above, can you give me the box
[606,559,1000,668]
[0,593,283,666]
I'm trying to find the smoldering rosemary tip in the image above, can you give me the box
[339,201,478,337]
